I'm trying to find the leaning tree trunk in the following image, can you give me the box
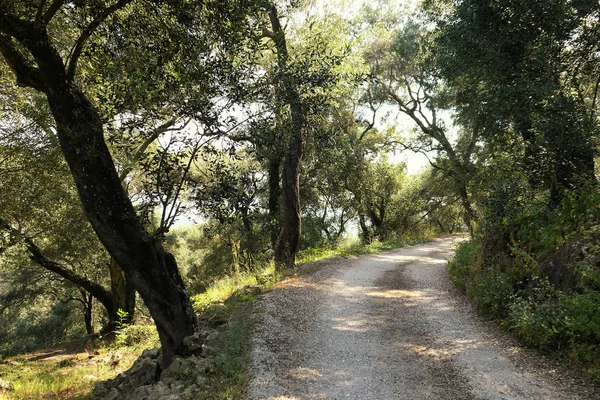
[268,5,308,269]
[436,133,476,238]
[45,85,196,367]
[358,214,373,245]
[5,30,196,367]
[457,182,476,237]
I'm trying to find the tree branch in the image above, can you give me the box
[118,117,179,182]
[268,4,289,64]
[0,4,33,40]
[35,0,48,25]
[0,34,47,91]
[390,138,445,171]
[40,0,64,26]
[359,91,378,141]
[0,217,114,311]
[66,0,134,81]
[261,28,275,39]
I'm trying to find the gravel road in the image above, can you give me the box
[248,236,600,399]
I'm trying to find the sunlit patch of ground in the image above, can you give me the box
[0,338,140,400]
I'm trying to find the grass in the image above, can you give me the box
[0,343,143,399]
[197,289,257,399]
[191,262,279,313]
[296,237,430,265]
[0,317,160,399]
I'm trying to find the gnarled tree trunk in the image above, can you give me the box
[44,81,196,366]
[0,19,196,367]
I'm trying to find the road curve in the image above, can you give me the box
[248,236,599,400]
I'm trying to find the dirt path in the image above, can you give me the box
[248,236,600,400]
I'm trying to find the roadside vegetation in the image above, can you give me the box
[450,188,600,379]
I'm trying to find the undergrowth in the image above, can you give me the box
[296,237,430,265]
[449,189,600,380]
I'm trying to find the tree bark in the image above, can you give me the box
[0,22,196,367]
[81,291,94,335]
[44,83,196,367]
[268,5,308,269]
[457,181,476,236]
[358,214,373,244]
[108,258,136,327]
[267,157,282,247]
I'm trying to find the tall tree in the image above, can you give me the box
[259,2,344,266]
[0,85,137,330]
[431,0,599,205]
[264,4,309,268]
[0,0,263,366]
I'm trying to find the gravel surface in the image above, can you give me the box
[248,236,600,399]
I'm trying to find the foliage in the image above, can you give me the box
[1,0,599,391]
[0,302,86,359]
[432,0,599,202]
[112,325,160,351]
[451,226,600,377]
[191,263,277,314]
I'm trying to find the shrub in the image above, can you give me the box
[113,325,160,350]
[506,296,567,351]
[450,237,600,376]
[563,290,600,347]
[448,240,478,292]
[0,302,84,358]
[468,271,514,319]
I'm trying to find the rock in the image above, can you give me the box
[182,332,206,355]
[103,387,120,400]
[169,382,186,394]
[160,395,185,400]
[92,380,110,398]
[142,348,161,360]
[132,382,170,400]
[118,357,159,393]
[201,343,217,356]
[196,375,208,386]
[131,385,152,400]
[205,331,220,343]
[159,356,183,384]
[199,356,215,373]
[160,356,196,385]
[93,351,214,400]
